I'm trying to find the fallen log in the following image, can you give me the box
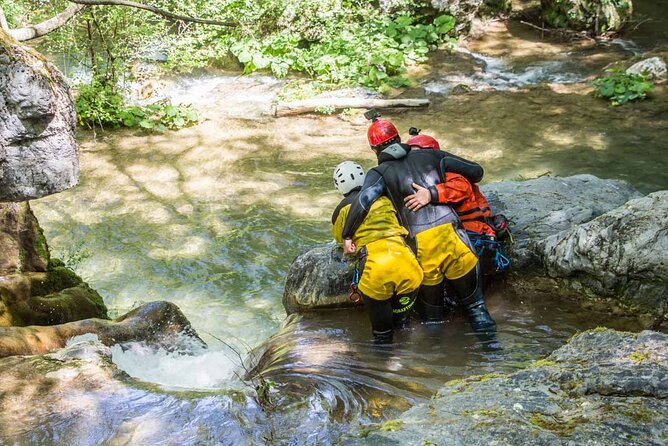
[273,97,430,117]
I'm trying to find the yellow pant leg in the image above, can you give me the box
[357,236,423,301]
[415,223,478,286]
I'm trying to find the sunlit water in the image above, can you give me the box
[21,5,668,444]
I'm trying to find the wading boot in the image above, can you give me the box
[417,283,444,323]
[451,264,497,334]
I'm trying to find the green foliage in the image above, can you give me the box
[9,0,460,93]
[593,68,654,106]
[222,11,456,90]
[74,78,201,131]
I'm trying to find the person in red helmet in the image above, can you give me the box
[367,118,400,150]
[343,110,496,334]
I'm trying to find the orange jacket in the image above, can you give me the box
[433,173,496,236]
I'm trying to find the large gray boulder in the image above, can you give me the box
[538,191,668,317]
[283,175,642,314]
[481,174,641,268]
[0,29,79,201]
[346,328,668,445]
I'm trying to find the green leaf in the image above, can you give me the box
[237,49,253,63]
[139,119,154,129]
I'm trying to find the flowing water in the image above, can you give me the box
[20,4,668,444]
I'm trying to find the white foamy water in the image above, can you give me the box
[111,341,244,390]
[424,49,584,95]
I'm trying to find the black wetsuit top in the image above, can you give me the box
[341,143,484,240]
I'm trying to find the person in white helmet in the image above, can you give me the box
[332,161,423,344]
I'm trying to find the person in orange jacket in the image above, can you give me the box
[403,130,510,274]
[402,131,496,236]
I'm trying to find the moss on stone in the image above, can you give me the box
[529,359,557,368]
[379,420,403,432]
[625,351,651,363]
[30,267,82,297]
[528,413,581,436]
[462,408,504,418]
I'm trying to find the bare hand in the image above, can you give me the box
[404,183,430,212]
[343,239,356,254]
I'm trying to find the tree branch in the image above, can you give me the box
[68,0,235,26]
[7,4,87,41]
[0,8,10,32]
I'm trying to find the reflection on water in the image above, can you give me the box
[250,289,643,425]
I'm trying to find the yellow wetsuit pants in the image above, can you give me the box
[357,235,423,301]
[415,223,478,286]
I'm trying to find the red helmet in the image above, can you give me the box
[367,119,399,148]
[406,134,440,150]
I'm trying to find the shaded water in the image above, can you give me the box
[24,7,668,444]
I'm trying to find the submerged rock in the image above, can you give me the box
[283,175,642,314]
[626,57,667,80]
[0,301,203,358]
[539,191,668,317]
[0,29,79,201]
[346,329,668,445]
[541,0,633,35]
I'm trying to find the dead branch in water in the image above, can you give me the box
[273,98,430,117]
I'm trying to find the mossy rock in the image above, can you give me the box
[29,267,82,297]
[0,268,108,326]
[540,0,633,35]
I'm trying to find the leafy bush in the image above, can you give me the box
[75,78,201,131]
[225,12,456,90]
[592,68,654,106]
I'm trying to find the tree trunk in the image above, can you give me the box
[273,98,430,117]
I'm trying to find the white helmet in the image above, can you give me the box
[333,161,365,195]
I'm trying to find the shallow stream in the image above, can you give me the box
[23,4,668,444]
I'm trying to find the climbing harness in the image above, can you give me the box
[466,231,511,273]
[348,265,362,304]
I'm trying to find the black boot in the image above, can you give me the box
[362,295,395,344]
[417,283,444,323]
[392,290,417,329]
[372,329,393,345]
[451,264,496,333]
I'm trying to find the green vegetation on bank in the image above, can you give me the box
[75,78,201,131]
[5,0,457,91]
[593,68,654,106]
[3,1,460,129]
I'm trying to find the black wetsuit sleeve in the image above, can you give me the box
[438,151,484,184]
[341,169,385,239]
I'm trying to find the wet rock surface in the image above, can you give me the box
[345,329,668,446]
[626,56,667,80]
[0,301,202,357]
[538,191,668,318]
[0,29,79,201]
[283,175,644,314]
